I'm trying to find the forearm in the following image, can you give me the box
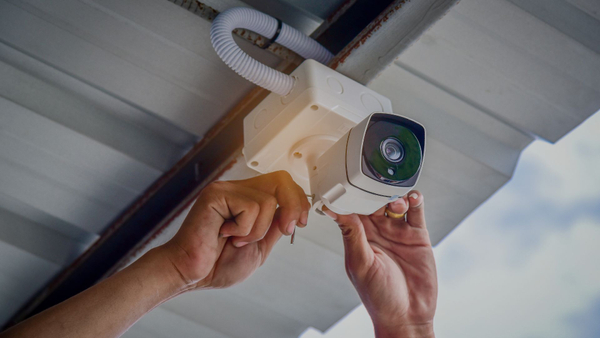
[1,247,186,338]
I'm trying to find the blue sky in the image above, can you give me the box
[301,111,600,338]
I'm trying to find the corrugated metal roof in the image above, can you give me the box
[1,0,599,336]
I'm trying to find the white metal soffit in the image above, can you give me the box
[0,0,598,336]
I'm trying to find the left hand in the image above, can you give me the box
[161,171,311,290]
[324,191,437,338]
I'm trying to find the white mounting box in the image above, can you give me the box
[243,60,393,194]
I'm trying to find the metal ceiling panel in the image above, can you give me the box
[508,0,600,54]
[0,242,60,326]
[0,206,89,266]
[394,0,600,142]
[122,307,231,338]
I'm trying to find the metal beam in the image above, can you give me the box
[330,0,460,85]
[315,0,395,55]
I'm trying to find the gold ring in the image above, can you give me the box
[385,208,405,219]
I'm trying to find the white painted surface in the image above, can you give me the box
[0,0,599,336]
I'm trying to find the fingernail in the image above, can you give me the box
[410,193,419,200]
[235,241,248,248]
[300,211,309,225]
[286,220,297,235]
[221,233,231,238]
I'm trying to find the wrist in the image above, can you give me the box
[374,322,434,338]
[136,246,192,298]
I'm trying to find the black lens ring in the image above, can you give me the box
[361,114,423,184]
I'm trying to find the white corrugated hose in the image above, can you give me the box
[210,7,334,96]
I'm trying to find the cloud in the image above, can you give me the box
[565,297,600,338]
[434,218,600,338]
[525,113,600,206]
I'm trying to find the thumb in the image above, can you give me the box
[323,207,373,277]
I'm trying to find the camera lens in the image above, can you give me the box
[380,138,404,163]
[362,114,424,185]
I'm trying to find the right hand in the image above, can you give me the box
[324,191,437,338]
[161,171,310,291]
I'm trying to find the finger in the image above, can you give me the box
[223,194,261,236]
[295,178,311,228]
[387,195,409,215]
[271,171,307,235]
[186,182,255,238]
[218,220,241,237]
[371,215,408,238]
[277,205,301,236]
[406,190,426,229]
[216,206,256,238]
[231,191,278,247]
[371,195,408,217]
[323,207,374,277]
[371,204,387,217]
[370,215,430,246]
[282,174,310,228]
[257,220,284,265]
[196,183,265,238]
[235,171,310,235]
[297,185,311,228]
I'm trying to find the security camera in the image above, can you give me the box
[242,60,426,215]
[210,9,426,215]
[310,112,425,215]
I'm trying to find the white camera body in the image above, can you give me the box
[310,112,425,215]
[243,60,425,215]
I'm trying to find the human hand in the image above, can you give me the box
[324,191,437,338]
[0,172,310,338]
[161,171,310,291]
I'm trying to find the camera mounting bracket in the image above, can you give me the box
[242,60,393,194]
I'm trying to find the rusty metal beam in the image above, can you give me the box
[310,0,358,39]
[330,0,460,85]
[315,0,394,55]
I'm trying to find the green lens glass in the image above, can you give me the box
[363,120,422,182]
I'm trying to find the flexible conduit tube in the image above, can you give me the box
[210,7,334,96]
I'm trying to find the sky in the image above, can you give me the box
[301,110,600,338]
